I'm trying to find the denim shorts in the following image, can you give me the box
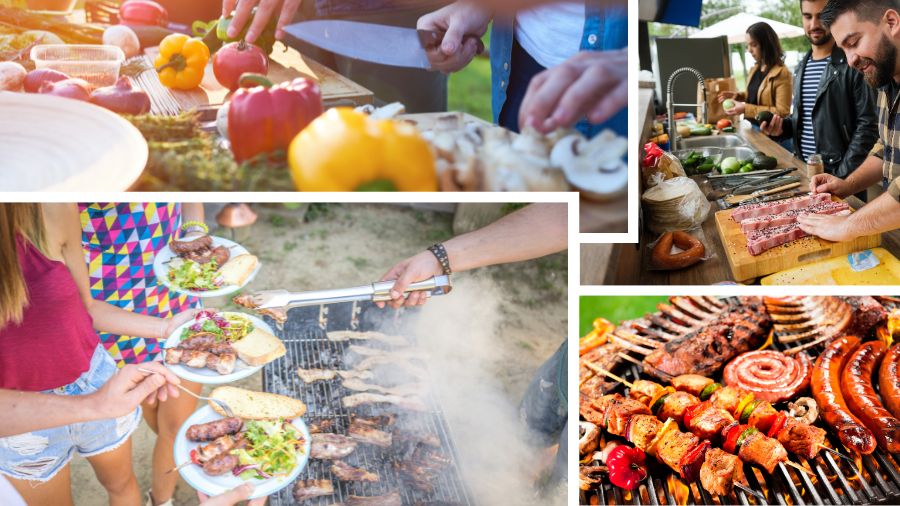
[0,345,141,482]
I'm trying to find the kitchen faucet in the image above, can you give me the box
[667,67,707,152]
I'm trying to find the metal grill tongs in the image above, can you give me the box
[249,275,453,310]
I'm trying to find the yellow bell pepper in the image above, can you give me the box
[288,108,437,191]
[154,34,210,90]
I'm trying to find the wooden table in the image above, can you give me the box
[586,122,900,284]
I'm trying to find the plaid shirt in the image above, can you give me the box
[870,83,900,201]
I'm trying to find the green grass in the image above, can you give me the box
[579,296,670,336]
[447,28,493,121]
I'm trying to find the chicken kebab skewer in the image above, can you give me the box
[581,392,754,498]
[616,354,852,462]
[585,363,814,478]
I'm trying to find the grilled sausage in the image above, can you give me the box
[186,417,243,442]
[841,342,900,453]
[650,231,705,270]
[880,343,900,420]
[203,453,239,475]
[210,245,230,266]
[179,333,218,350]
[811,335,877,454]
[169,235,212,255]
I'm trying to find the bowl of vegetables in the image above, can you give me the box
[672,147,722,176]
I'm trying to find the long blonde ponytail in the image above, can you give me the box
[0,204,44,328]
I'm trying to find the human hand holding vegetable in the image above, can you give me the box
[723,100,745,116]
[519,49,627,133]
[222,0,301,43]
[760,114,783,137]
[717,90,738,102]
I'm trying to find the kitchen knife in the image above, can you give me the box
[282,19,484,69]
[736,190,809,207]
[732,175,800,195]
[725,182,802,205]
[250,275,453,310]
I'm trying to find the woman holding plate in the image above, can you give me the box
[0,203,198,506]
[78,202,207,506]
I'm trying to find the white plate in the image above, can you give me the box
[163,312,273,385]
[174,405,310,500]
[0,92,147,191]
[153,236,260,298]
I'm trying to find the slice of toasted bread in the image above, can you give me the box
[231,327,286,366]
[217,254,258,286]
[209,386,306,420]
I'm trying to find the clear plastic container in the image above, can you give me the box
[30,45,125,89]
[26,0,78,14]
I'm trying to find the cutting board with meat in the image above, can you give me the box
[134,42,372,116]
[714,193,881,282]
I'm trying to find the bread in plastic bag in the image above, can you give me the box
[641,175,710,233]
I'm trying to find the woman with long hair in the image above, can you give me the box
[719,21,793,121]
[0,203,197,506]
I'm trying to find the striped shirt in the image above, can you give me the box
[870,82,900,202]
[799,55,831,161]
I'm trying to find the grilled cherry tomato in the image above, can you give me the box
[606,445,648,491]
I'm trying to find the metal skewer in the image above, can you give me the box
[734,482,767,502]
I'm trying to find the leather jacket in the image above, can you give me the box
[778,47,878,178]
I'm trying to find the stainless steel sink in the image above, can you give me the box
[720,146,756,161]
[678,134,747,148]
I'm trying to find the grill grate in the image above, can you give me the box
[261,301,474,506]
[580,296,900,506]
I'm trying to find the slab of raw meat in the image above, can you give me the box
[739,200,850,233]
[731,193,831,223]
[745,222,808,255]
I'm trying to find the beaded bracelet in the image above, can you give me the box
[427,243,452,275]
[181,220,208,235]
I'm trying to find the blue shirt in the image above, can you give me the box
[490,1,627,138]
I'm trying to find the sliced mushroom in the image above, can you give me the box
[788,397,819,425]
[579,422,600,456]
[551,131,628,201]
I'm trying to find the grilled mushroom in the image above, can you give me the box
[788,397,819,425]
[580,421,600,456]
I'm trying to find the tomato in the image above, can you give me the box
[212,41,268,91]
[716,118,732,130]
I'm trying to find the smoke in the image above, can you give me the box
[405,274,567,506]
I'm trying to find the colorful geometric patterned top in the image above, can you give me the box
[79,203,200,367]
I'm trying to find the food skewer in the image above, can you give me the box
[585,363,815,477]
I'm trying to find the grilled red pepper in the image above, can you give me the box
[767,412,788,438]
[119,0,168,27]
[606,445,647,491]
[722,422,742,454]
[189,448,201,465]
[682,400,710,429]
[227,73,323,162]
[678,440,710,482]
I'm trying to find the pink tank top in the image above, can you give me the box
[0,236,99,391]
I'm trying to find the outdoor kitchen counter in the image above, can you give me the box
[592,121,900,284]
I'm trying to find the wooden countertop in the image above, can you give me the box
[590,121,900,284]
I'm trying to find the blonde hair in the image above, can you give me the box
[0,204,45,328]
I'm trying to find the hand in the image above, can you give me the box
[222,0,302,43]
[717,91,737,102]
[760,114,783,137]
[375,251,443,309]
[519,49,627,133]
[809,173,852,197]
[797,213,858,242]
[417,3,491,73]
[88,362,180,416]
[723,100,745,115]
[162,308,208,339]
[199,484,267,506]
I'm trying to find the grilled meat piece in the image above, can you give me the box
[169,235,213,255]
[700,447,747,497]
[348,420,393,448]
[353,356,428,378]
[331,460,379,482]
[308,419,334,434]
[341,378,426,397]
[654,426,699,471]
[297,368,338,383]
[351,414,397,428]
[348,344,426,360]
[342,393,427,412]
[203,453,239,475]
[671,374,715,398]
[686,405,734,443]
[709,386,743,415]
[626,379,665,406]
[232,294,288,324]
[737,430,787,474]
[186,417,242,442]
[774,419,828,460]
[328,331,410,347]
[204,352,237,375]
[843,296,887,336]
[395,445,452,494]
[598,394,651,436]
[311,433,358,459]
[337,492,402,506]
[657,391,697,426]
[626,414,664,450]
[191,434,243,465]
[643,299,771,380]
[178,332,219,350]
[293,479,335,502]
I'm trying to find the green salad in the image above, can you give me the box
[168,258,220,291]
[232,420,306,480]
[179,311,255,342]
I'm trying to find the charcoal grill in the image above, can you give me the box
[260,301,475,506]
[580,296,900,506]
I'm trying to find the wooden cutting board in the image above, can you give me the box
[714,197,881,282]
[136,41,373,116]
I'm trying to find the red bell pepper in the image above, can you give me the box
[642,141,664,168]
[119,0,168,27]
[228,73,323,162]
[682,400,710,430]
[722,422,742,454]
[606,445,647,491]
[767,412,788,438]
